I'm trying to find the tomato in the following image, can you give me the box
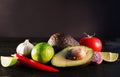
[79,35,102,52]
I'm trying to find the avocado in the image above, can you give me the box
[48,33,80,51]
[51,46,94,67]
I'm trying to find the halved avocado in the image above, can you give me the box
[51,46,94,67]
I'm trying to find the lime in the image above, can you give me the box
[31,42,54,64]
[0,56,17,67]
[101,52,119,62]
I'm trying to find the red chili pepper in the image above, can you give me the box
[14,53,59,72]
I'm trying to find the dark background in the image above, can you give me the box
[0,0,120,38]
[0,1,120,77]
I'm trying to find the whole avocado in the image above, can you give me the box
[48,33,80,51]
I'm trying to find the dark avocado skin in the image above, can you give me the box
[48,33,80,52]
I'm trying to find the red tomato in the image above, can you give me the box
[79,36,102,52]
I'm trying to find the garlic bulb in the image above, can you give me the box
[16,39,34,57]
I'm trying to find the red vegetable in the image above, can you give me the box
[79,34,102,52]
[14,53,59,72]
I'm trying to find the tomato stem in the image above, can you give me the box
[83,32,96,38]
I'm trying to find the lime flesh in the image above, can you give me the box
[101,52,119,62]
[0,56,17,67]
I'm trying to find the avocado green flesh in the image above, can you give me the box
[51,46,94,67]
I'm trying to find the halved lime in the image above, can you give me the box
[0,56,17,67]
[101,52,119,62]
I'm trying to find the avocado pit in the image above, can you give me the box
[65,48,87,60]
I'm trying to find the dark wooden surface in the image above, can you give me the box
[0,38,120,77]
